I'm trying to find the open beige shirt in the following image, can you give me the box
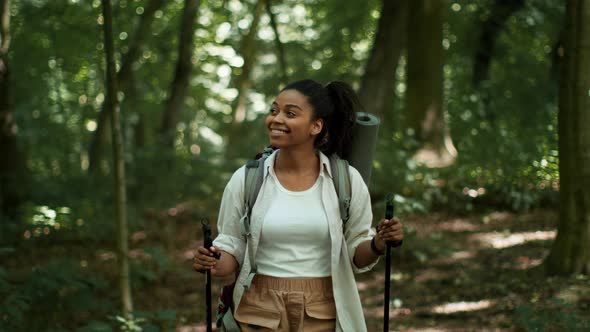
[213,150,377,331]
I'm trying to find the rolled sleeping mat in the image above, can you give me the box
[345,112,380,185]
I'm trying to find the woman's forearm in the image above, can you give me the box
[212,250,240,277]
[353,238,382,268]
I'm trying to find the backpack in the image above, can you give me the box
[216,149,352,331]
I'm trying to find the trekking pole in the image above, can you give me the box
[383,194,394,332]
[201,219,214,332]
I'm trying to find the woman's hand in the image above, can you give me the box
[374,217,404,252]
[192,245,221,275]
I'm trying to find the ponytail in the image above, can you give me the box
[280,79,361,157]
[324,81,359,157]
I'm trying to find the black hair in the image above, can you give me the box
[281,79,360,157]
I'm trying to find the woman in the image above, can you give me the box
[193,79,404,331]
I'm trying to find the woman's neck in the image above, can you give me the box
[275,148,319,175]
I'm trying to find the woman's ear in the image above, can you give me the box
[311,118,323,136]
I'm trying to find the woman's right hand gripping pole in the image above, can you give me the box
[193,246,239,277]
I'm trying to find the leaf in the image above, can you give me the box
[155,309,176,321]
[76,320,113,332]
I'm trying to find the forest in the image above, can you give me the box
[1,0,589,331]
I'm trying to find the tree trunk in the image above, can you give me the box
[472,0,525,87]
[404,0,456,167]
[544,0,590,275]
[89,0,166,173]
[358,0,408,125]
[0,0,27,221]
[225,0,264,159]
[159,0,200,147]
[266,0,288,85]
[231,0,264,124]
[101,0,133,317]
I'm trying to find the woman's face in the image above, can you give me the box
[265,89,323,150]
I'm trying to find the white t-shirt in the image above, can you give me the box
[256,176,331,277]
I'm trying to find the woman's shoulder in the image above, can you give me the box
[225,164,247,193]
[226,150,276,191]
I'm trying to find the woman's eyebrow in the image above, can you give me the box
[271,101,302,110]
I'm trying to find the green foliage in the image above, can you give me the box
[112,315,145,332]
[129,245,176,288]
[0,260,113,332]
[76,320,113,332]
[7,0,564,216]
[132,310,177,332]
[516,299,590,331]
[366,0,563,213]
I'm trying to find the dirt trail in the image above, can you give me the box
[358,209,590,332]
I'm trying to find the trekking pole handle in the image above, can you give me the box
[385,195,395,246]
[385,195,403,248]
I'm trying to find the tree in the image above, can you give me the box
[358,0,408,125]
[159,0,200,147]
[101,0,133,316]
[266,0,288,85]
[472,0,525,88]
[544,0,590,275]
[404,0,456,167]
[225,0,265,158]
[0,0,27,220]
[89,0,166,173]
[230,0,264,124]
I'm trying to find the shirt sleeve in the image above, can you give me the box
[344,166,378,273]
[212,166,247,267]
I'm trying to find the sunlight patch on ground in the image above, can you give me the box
[474,230,556,249]
[515,256,544,269]
[410,329,476,332]
[451,250,476,260]
[431,299,495,314]
[437,218,479,232]
[415,268,454,283]
[363,306,412,318]
[484,211,515,223]
[177,323,207,332]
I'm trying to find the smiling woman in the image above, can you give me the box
[193,79,404,332]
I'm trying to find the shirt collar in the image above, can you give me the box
[263,149,333,179]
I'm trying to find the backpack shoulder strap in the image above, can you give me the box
[242,157,266,236]
[329,154,352,225]
[242,146,275,231]
[241,148,273,290]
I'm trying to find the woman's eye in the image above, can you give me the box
[287,111,296,117]
[269,109,278,115]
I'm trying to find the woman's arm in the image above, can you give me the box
[194,166,247,276]
[353,217,403,268]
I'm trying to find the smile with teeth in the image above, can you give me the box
[270,128,288,134]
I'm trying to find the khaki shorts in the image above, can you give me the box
[234,274,336,332]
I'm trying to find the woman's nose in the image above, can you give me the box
[271,111,285,123]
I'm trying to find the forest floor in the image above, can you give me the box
[356,209,590,331]
[11,208,590,331]
[162,208,590,332]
